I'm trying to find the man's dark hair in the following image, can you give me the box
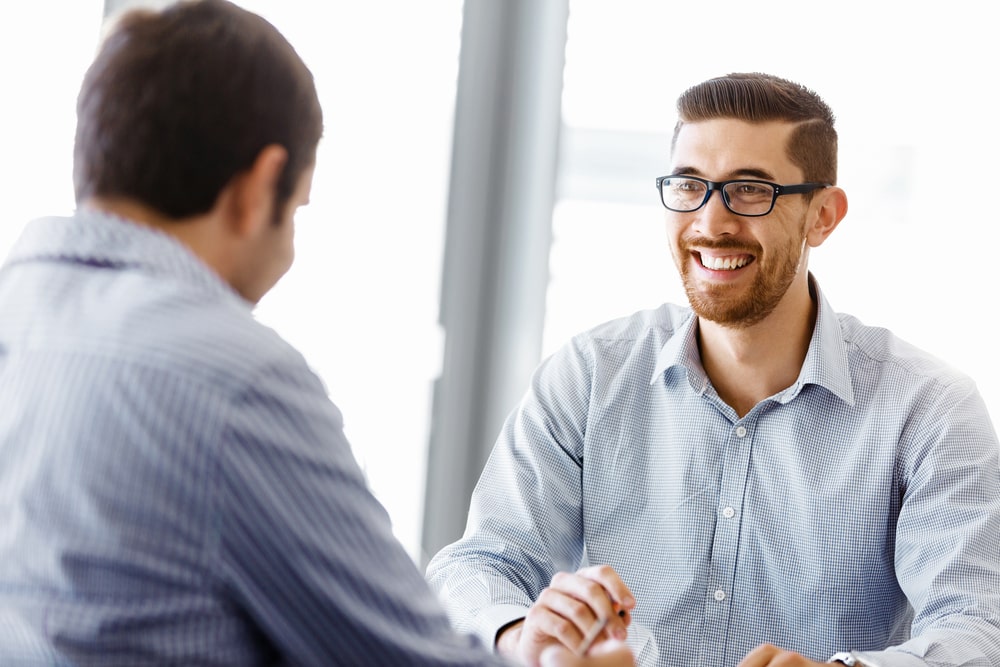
[672,72,837,185]
[74,0,324,219]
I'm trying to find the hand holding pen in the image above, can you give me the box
[496,564,635,667]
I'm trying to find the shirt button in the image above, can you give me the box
[735,426,747,438]
[722,506,736,519]
[714,589,726,602]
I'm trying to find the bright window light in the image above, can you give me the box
[2,1,462,563]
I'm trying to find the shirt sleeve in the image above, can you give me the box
[858,375,1000,666]
[214,355,507,667]
[425,337,594,648]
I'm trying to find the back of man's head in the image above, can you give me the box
[73,0,323,220]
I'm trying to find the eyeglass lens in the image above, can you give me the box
[661,178,775,216]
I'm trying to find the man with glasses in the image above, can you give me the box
[0,2,637,666]
[426,72,1000,666]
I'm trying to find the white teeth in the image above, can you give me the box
[700,254,749,270]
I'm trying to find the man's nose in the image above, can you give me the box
[693,189,741,236]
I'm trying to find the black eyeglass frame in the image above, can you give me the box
[655,175,830,217]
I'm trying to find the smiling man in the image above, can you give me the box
[426,73,1000,667]
[0,2,638,666]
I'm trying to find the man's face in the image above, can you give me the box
[665,119,813,328]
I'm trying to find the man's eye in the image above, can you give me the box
[734,183,771,197]
[674,180,703,193]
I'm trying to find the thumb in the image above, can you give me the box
[588,639,632,658]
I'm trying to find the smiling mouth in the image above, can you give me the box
[697,252,753,271]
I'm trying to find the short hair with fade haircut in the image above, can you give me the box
[671,72,838,185]
[74,0,324,220]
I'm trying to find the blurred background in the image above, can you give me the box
[2,0,997,567]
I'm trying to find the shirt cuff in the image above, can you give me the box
[829,651,929,667]
[470,604,531,651]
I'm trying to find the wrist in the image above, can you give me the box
[829,651,866,666]
[495,619,524,656]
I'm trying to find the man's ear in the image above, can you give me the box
[806,186,848,248]
[226,144,288,237]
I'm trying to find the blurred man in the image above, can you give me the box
[426,72,1000,667]
[0,1,633,665]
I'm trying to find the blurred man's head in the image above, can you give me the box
[73,0,324,303]
[74,0,323,221]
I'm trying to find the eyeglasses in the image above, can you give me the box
[655,175,830,217]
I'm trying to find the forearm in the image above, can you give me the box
[220,368,507,665]
[425,542,536,647]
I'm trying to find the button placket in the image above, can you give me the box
[699,417,755,664]
[720,423,747,523]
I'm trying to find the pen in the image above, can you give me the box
[574,609,627,656]
[574,616,608,656]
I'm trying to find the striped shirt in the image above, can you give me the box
[426,278,1000,667]
[0,211,505,666]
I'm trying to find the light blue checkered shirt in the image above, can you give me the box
[426,280,1000,667]
[0,211,505,666]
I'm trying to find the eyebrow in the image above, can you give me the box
[670,165,778,182]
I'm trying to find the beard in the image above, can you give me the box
[677,230,806,329]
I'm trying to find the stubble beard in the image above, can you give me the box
[678,232,806,329]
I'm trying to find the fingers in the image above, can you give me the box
[514,565,635,666]
[540,640,636,667]
[576,564,636,615]
[737,643,827,667]
[737,643,782,667]
[553,565,634,637]
[523,587,597,649]
[534,566,632,643]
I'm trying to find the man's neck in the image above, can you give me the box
[81,196,239,293]
[696,279,817,418]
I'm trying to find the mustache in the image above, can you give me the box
[680,236,762,254]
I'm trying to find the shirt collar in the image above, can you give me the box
[3,208,246,305]
[649,309,705,391]
[649,275,855,407]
